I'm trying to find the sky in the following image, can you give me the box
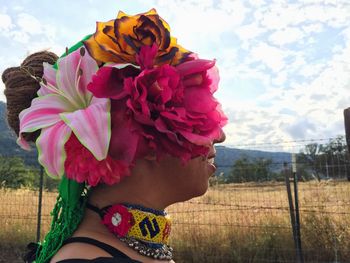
[0,0,349,148]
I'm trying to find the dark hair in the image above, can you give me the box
[1,51,58,141]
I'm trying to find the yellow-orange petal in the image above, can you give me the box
[117,10,127,19]
[114,16,140,54]
[117,8,158,19]
[85,8,192,66]
[85,20,125,63]
[95,20,119,51]
[84,35,114,64]
[147,14,171,51]
[115,9,166,54]
[163,36,191,65]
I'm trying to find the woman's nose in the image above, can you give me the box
[214,129,226,144]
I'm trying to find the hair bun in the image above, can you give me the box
[2,51,58,142]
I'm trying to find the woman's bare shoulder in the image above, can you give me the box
[50,242,111,262]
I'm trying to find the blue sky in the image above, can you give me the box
[1,0,349,147]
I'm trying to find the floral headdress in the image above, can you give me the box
[18,9,227,262]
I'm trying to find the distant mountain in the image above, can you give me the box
[214,145,291,175]
[0,101,291,174]
[0,101,39,166]
[0,101,13,138]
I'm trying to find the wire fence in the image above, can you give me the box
[1,137,350,262]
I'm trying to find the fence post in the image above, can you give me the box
[284,162,298,260]
[292,153,304,263]
[36,166,44,243]
[344,108,350,181]
[344,108,350,154]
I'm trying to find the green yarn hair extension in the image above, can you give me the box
[35,176,87,263]
[34,36,92,263]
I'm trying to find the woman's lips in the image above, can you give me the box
[207,152,216,159]
[207,156,216,173]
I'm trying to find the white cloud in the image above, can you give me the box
[268,27,304,45]
[9,30,30,44]
[169,0,350,145]
[303,4,350,28]
[258,4,305,30]
[217,0,248,25]
[17,13,43,35]
[298,63,324,78]
[235,23,267,41]
[0,13,13,32]
[31,44,64,57]
[341,26,350,42]
[282,117,316,139]
[250,43,287,72]
[248,0,267,8]
[223,106,296,148]
[289,54,306,71]
[271,71,287,86]
[258,43,350,141]
[256,2,350,31]
[302,23,324,33]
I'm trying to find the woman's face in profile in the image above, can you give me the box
[157,130,226,202]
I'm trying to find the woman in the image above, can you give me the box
[2,9,227,263]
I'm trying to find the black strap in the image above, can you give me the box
[86,203,114,219]
[86,203,105,218]
[62,237,131,259]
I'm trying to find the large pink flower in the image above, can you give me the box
[88,45,227,163]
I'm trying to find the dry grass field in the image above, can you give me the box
[1,181,349,262]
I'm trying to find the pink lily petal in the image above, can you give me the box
[77,48,99,101]
[36,121,72,178]
[17,94,74,149]
[16,137,31,151]
[37,62,57,96]
[60,97,111,160]
[56,48,98,108]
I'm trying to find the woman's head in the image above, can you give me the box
[3,9,227,191]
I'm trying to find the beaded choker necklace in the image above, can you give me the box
[86,203,173,260]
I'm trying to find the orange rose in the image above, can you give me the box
[84,9,191,66]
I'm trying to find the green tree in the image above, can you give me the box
[254,158,273,181]
[227,156,273,183]
[297,136,350,181]
[0,155,35,188]
[297,143,324,181]
[320,136,350,180]
[227,156,252,183]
